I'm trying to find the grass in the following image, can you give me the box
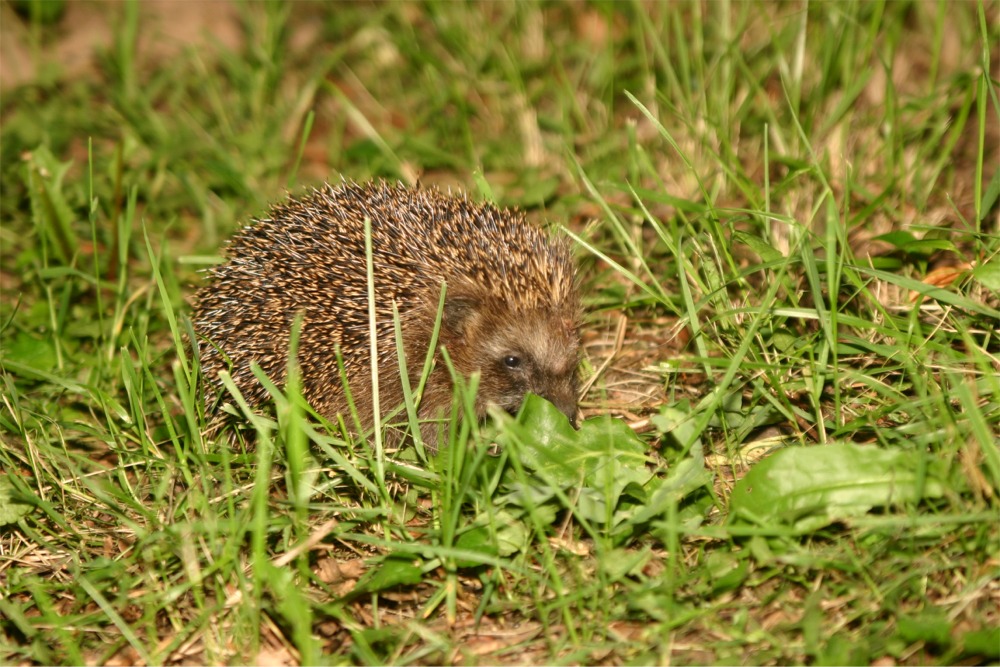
[1,0,999,664]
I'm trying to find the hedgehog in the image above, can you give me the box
[192,180,581,450]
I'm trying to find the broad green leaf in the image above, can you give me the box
[730,443,945,533]
[868,256,903,270]
[872,231,956,257]
[972,256,1000,290]
[493,513,529,557]
[873,230,918,248]
[763,327,800,353]
[961,628,1000,659]
[516,394,651,492]
[704,550,750,594]
[856,266,1000,317]
[732,230,784,262]
[2,333,58,373]
[454,525,499,566]
[980,165,1000,220]
[650,403,701,449]
[901,238,957,255]
[0,476,34,525]
[631,451,711,526]
[352,557,423,595]
[498,395,656,526]
[897,612,952,647]
[599,547,652,581]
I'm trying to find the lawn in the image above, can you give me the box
[1,1,998,664]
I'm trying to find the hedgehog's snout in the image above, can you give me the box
[530,363,580,429]
[546,385,580,429]
[493,349,579,428]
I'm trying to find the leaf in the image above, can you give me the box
[598,547,652,581]
[351,556,423,596]
[855,266,1000,318]
[919,263,972,290]
[704,550,750,594]
[763,327,800,353]
[960,628,1000,659]
[650,403,700,449]
[493,513,530,557]
[868,256,903,270]
[732,230,784,262]
[516,394,652,492]
[630,449,711,526]
[0,476,34,525]
[873,231,956,257]
[454,525,499,566]
[900,238,957,255]
[501,398,712,533]
[729,443,945,533]
[980,164,1000,221]
[498,395,655,526]
[897,612,952,647]
[873,230,918,249]
[972,256,1000,291]
[3,333,58,373]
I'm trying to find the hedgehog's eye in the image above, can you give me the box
[503,355,522,369]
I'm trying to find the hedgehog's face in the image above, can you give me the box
[443,297,580,427]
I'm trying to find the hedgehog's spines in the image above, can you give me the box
[193,180,581,449]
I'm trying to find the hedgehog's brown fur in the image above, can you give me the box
[193,180,580,449]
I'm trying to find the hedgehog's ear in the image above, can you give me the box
[442,296,481,336]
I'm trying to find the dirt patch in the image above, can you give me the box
[0,0,243,90]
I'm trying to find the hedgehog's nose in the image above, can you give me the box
[547,391,579,429]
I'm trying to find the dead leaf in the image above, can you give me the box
[909,262,973,302]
